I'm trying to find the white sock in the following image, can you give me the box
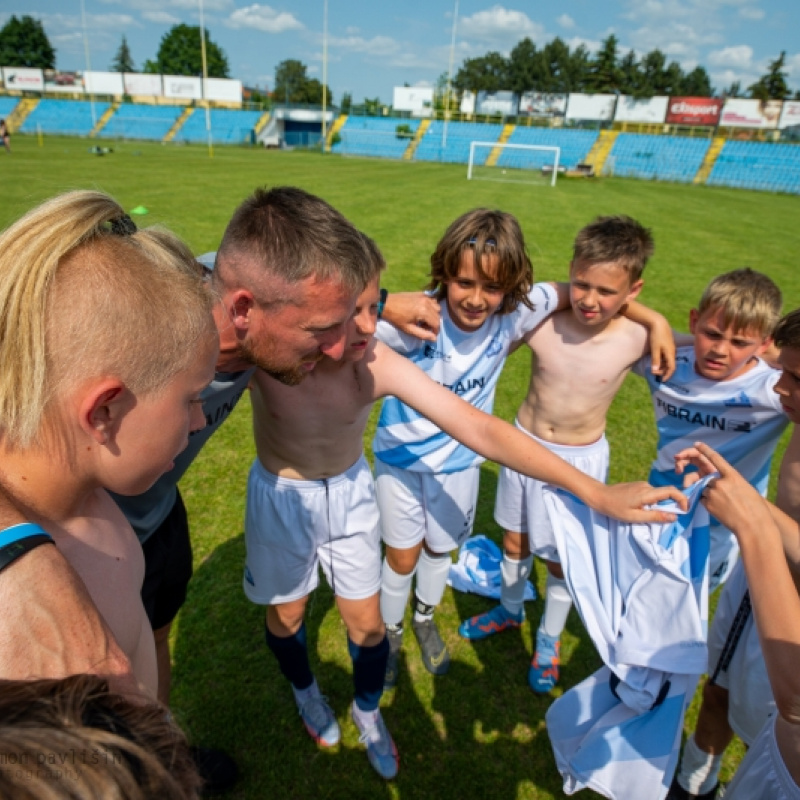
[677,734,723,795]
[541,573,571,639]
[414,549,452,621]
[500,553,533,616]
[351,701,380,731]
[380,559,414,627]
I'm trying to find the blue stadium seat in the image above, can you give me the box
[607,134,710,183]
[707,140,800,195]
[97,103,180,141]
[175,108,262,144]
[20,99,111,137]
[333,117,421,159]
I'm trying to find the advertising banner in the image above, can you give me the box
[393,86,433,116]
[2,67,44,92]
[460,90,476,114]
[43,69,83,93]
[614,95,669,123]
[204,77,242,103]
[163,75,202,100]
[84,71,124,95]
[518,92,567,117]
[665,97,722,126]
[566,93,616,121]
[778,101,800,130]
[476,90,517,116]
[123,73,162,96]
[720,98,781,129]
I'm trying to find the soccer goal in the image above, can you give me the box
[467,141,561,187]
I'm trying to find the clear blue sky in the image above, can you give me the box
[5,1,800,102]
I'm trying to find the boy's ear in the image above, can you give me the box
[79,381,127,444]
[689,308,699,333]
[626,279,644,302]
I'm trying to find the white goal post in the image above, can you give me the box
[467,141,561,187]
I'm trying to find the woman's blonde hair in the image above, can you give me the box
[0,190,216,448]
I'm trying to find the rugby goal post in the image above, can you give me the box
[467,141,561,187]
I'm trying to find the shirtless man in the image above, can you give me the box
[459,215,666,693]
[244,233,685,779]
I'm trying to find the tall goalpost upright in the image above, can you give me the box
[467,141,561,187]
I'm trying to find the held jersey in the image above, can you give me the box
[634,346,788,495]
[372,282,558,474]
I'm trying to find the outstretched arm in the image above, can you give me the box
[623,300,676,380]
[381,291,440,342]
[691,443,800,729]
[372,341,686,522]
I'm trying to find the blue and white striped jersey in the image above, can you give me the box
[634,346,788,495]
[372,282,558,474]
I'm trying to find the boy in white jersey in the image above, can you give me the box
[459,215,667,693]
[635,268,786,595]
[245,233,684,780]
[0,191,218,700]
[668,308,800,800]
[375,211,673,688]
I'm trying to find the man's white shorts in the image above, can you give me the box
[708,558,774,745]
[494,424,609,562]
[374,459,479,554]
[243,455,381,605]
[725,715,800,800]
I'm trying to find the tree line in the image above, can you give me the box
[0,15,795,106]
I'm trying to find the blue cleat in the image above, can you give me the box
[528,627,560,693]
[351,705,399,780]
[298,693,340,747]
[458,604,524,640]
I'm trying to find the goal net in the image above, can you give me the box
[467,141,561,187]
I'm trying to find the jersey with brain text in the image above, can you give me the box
[372,282,558,474]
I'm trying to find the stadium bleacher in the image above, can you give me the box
[0,97,19,119]
[414,120,504,164]
[707,140,800,195]
[333,117,421,159]
[97,103,180,141]
[20,99,111,137]
[175,108,263,145]
[607,134,711,183]
[498,128,598,170]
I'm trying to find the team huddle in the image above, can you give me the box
[0,186,798,800]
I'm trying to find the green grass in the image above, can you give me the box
[3,135,800,799]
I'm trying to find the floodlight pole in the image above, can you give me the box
[442,0,459,150]
[79,0,96,127]
[322,0,328,151]
[199,0,213,158]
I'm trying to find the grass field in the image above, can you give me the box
[3,135,800,799]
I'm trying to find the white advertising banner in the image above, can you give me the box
[720,98,781,129]
[476,90,517,116]
[163,75,202,100]
[393,86,433,116]
[84,71,124,95]
[778,101,800,130]
[460,90,476,114]
[204,77,242,103]
[518,92,567,117]
[614,95,669,123]
[2,67,44,92]
[124,73,162,96]
[566,93,616,121]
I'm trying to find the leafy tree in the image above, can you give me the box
[0,15,55,69]
[748,51,790,101]
[273,59,331,105]
[148,24,229,78]
[588,34,622,93]
[508,38,538,94]
[681,66,713,97]
[723,80,742,98]
[110,35,135,73]
[340,91,352,113]
[453,52,509,94]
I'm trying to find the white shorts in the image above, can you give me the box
[707,559,774,745]
[708,521,740,591]
[725,716,800,800]
[374,459,479,554]
[494,425,609,562]
[243,455,381,605]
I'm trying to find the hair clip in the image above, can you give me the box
[109,214,137,236]
[468,237,497,247]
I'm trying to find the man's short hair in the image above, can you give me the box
[215,186,373,307]
[773,308,800,350]
[697,268,782,338]
[572,215,654,283]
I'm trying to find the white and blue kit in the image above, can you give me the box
[373,283,558,552]
[634,346,787,587]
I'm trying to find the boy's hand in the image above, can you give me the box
[382,291,440,342]
[674,445,716,477]
[689,442,771,534]
[649,321,676,381]
[595,481,688,523]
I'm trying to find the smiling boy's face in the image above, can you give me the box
[444,249,506,333]
[690,307,770,382]
[569,258,642,328]
[342,277,381,362]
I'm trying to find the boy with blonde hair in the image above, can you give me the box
[460,215,667,693]
[0,191,218,699]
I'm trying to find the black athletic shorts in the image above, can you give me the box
[141,491,193,631]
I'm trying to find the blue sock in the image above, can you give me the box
[348,635,389,712]
[265,620,313,692]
